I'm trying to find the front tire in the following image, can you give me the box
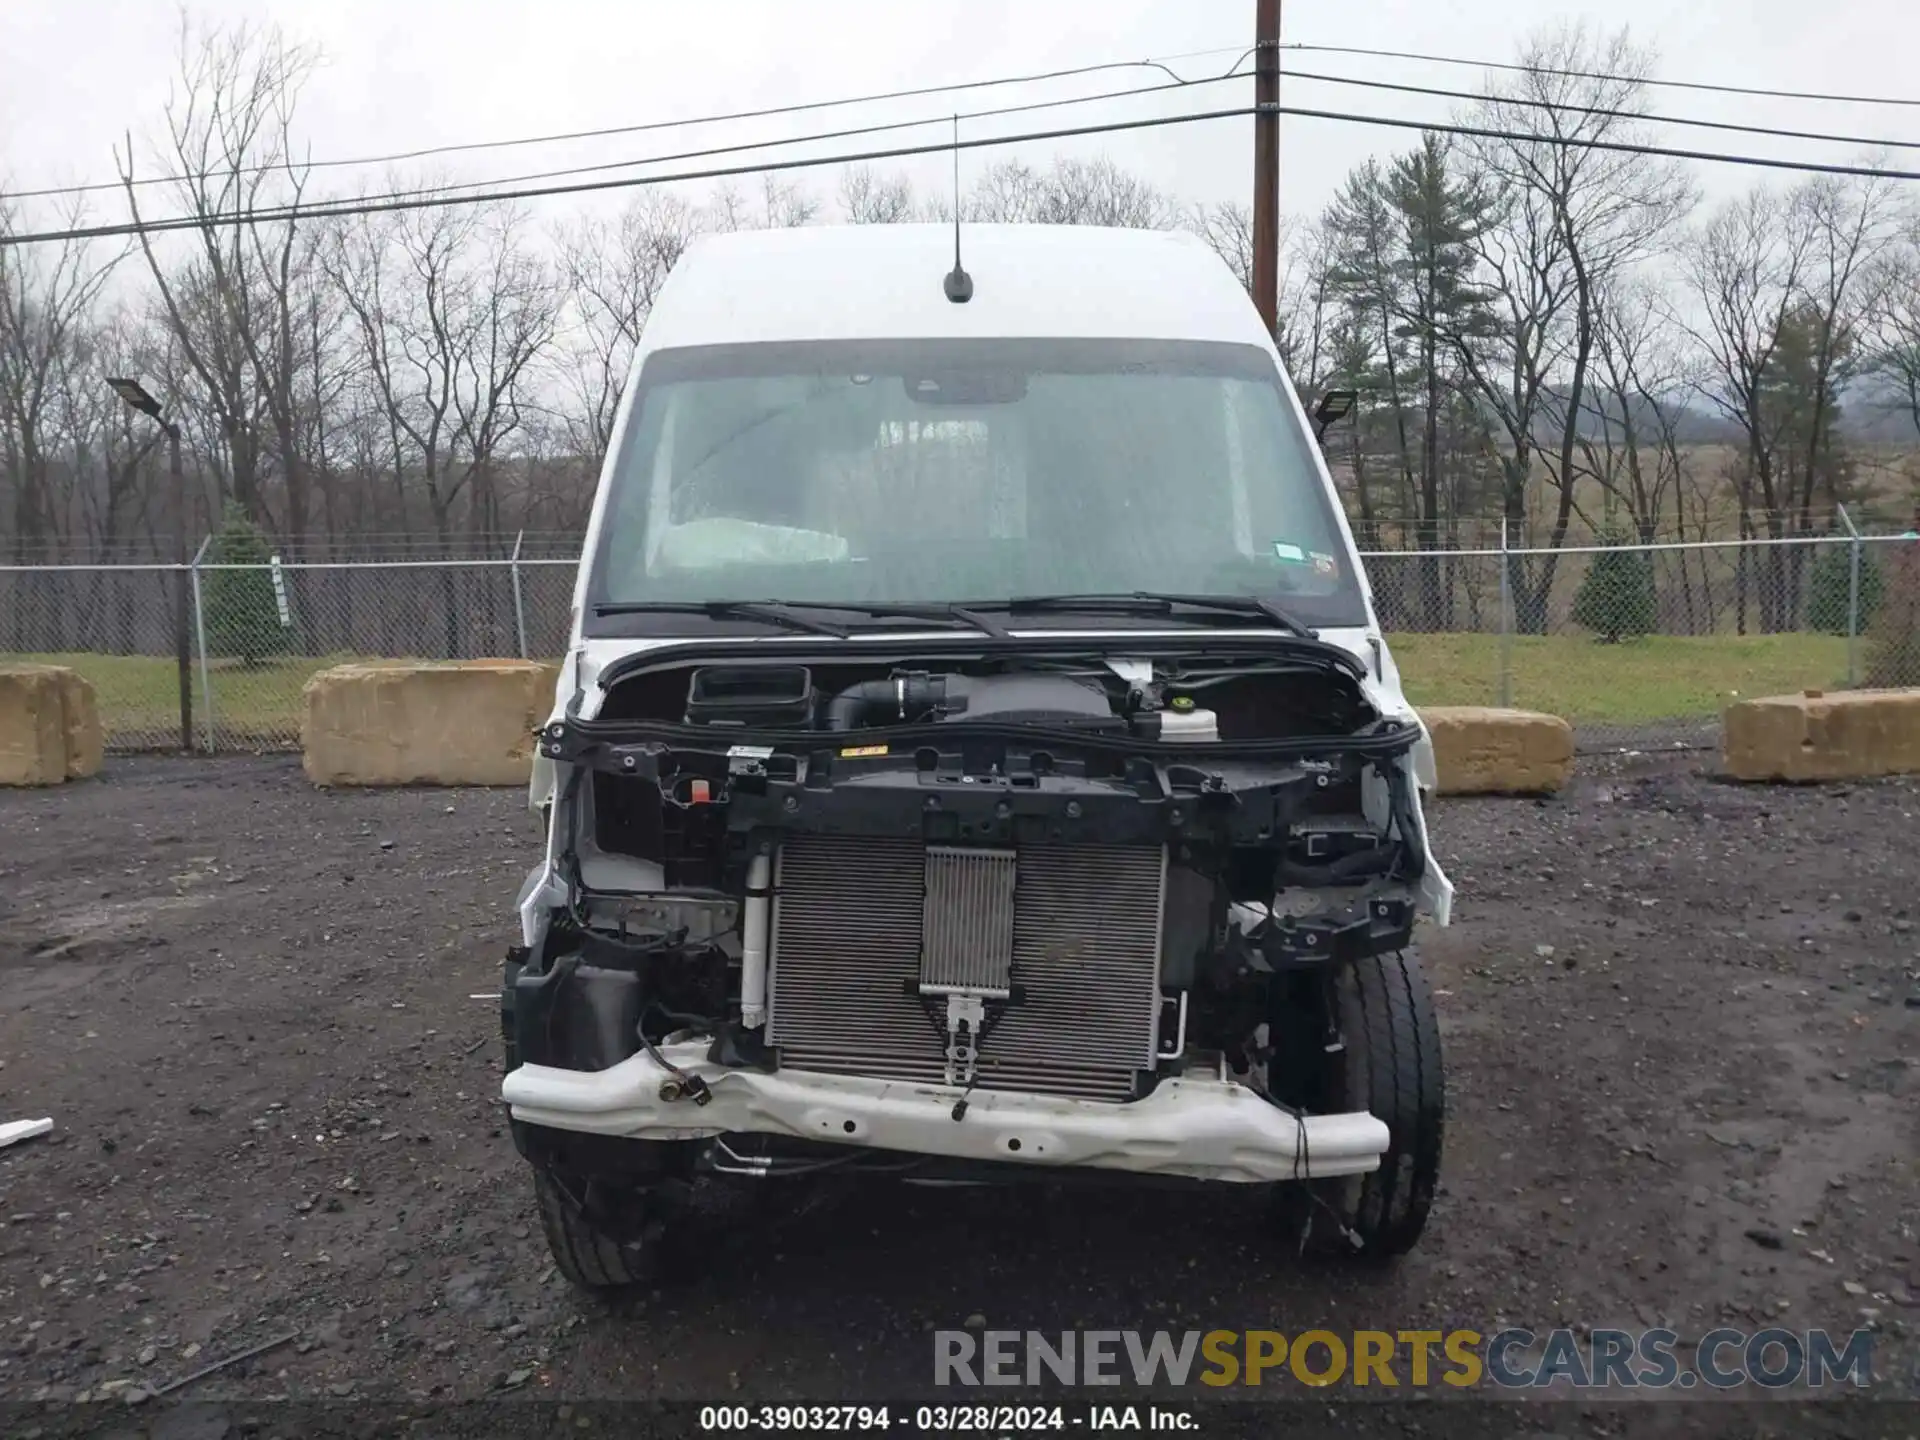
[534,1168,660,1292]
[1280,947,1444,1260]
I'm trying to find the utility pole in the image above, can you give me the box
[1251,0,1282,338]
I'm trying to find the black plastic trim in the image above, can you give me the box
[591,631,1370,695]
[544,714,1419,772]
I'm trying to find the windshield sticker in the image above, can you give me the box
[1311,550,1339,576]
[1272,541,1308,564]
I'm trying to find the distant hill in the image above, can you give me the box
[1835,377,1920,443]
[1520,384,1919,447]
[1515,387,1741,446]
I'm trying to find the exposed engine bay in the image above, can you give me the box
[508,634,1431,1124]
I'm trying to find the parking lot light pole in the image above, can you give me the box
[107,377,192,753]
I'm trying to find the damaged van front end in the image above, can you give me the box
[497,223,1451,1290]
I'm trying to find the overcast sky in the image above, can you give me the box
[2,0,1916,238]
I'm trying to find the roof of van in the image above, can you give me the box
[636,223,1273,352]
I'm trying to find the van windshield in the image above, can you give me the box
[584,338,1367,631]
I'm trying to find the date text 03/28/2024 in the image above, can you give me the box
[697,1405,1193,1432]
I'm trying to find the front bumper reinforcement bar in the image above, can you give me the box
[503,1042,1390,1185]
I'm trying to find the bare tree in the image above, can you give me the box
[1866,209,1920,444]
[1573,277,1722,627]
[553,192,701,467]
[297,225,359,551]
[59,307,158,555]
[332,201,556,542]
[1187,201,1333,393]
[1682,175,1893,628]
[117,16,321,541]
[1578,278,1689,541]
[0,195,122,566]
[708,174,819,231]
[1190,199,1255,294]
[459,208,562,550]
[955,156,1178,228]
[1788,172,1902,527]
[59,307,191,644]
[1274,218,1340,400]
[838,167,918,224]
[327,197,556,642]
[1454,23,1695,627]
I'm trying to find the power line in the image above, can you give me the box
[305,60,1920,215]
[1272,102,1920,180]
[9,94,1920,250]
[1286,42,1920,109]
[2,45,1252,203]
[1283,67,1920,152]
[8,35,1908,209]
[320,67,1255,209]
[3,106,1264,246]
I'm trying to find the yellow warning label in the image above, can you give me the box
[839,744,889,758]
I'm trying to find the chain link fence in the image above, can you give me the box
[1364,524,1920,752]
[3,526,1917,756]
[0,545,576,752]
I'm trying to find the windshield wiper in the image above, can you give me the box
[851,601,1013,639]
[591,598,1012,640]
[592,600,852,637]
[997,591,1318,638]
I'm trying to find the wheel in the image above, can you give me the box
[533,1167,661,1292]
[1276,947,1444,1260]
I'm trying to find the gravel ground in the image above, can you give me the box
[1,754,1916,1418]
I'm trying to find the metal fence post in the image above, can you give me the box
[1838,504,1862,688]
[168,424,192,752]
[189,536,216,753]
[172,559,194,753]
[510,529,529,660]
[1498,516,1513,707]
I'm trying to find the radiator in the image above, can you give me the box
[764,835,1168,1102]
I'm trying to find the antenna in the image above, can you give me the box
[943,113,973,304]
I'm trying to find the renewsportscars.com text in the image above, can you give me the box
[933,1327,1874,1390]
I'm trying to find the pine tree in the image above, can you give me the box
[1324,134,1499,627]
[1755,306,1859,633]
[204,502,289,666]
[1572,525,1657,642]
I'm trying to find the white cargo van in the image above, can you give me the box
[499,222,1451,1288]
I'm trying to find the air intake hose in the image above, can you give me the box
[823,672,951,729]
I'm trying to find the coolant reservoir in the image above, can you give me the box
[1158,705,1218,742]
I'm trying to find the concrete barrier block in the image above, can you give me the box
[1722,688,1920,783]
[301,660,560,787]
[0,664,102,784]
[1421,706,1575,796]
[0,667,68,786]
[52,668,103,779]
